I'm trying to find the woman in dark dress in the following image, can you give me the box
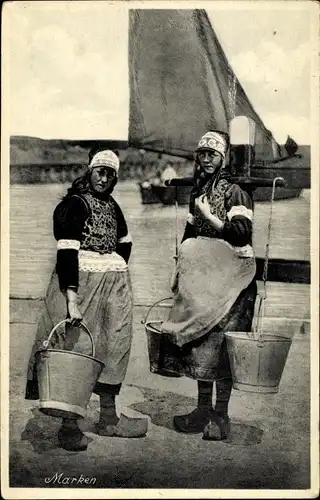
[25,149,145,450]
[161,130,257,440]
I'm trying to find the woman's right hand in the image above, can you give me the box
[195,194,212,219]
[67,301,83,326]
[66,287,82,326]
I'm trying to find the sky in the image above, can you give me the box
[5,1,315,144]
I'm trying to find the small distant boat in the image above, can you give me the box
[253,187,302,202]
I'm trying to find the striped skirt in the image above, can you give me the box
[159,237,257,381]
[26,266,133,398]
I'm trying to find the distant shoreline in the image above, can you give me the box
[10,135,310,190]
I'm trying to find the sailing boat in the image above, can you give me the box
[128,9,306,203]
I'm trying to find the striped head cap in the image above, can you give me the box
[88,150,120,174]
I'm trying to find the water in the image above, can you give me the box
[9,182,310,304]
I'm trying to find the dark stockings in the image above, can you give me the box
[197,378,232,415]
[99,393,118,427]
[215,378,233,415]
[197,381,214,410]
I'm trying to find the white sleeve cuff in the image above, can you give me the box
[118,233,132,244]
[227,205,253,222]
[187,213,195,225]
[57,239,81,250]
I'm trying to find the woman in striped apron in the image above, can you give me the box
[161,131,257,440]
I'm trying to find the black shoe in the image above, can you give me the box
[58,424,89,451]
[173,407,213,434]
[202,410,231,441]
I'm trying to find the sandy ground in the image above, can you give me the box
[7,300,312,492]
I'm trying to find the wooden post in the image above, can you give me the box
[229,116,256,177]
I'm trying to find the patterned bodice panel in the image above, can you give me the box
[193,179,230,238]
[80,193,118,254]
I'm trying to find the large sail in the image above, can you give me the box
[129,9,279,162]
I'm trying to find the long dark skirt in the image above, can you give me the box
[156,279,257,381]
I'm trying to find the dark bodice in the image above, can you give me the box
[183,179,254,250]
[53,192,132,291]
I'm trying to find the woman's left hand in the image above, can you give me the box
[195,194,212,219]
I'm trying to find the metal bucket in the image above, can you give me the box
[36,320,105,419]
[224,331,292,394]
[143,298,182,377]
